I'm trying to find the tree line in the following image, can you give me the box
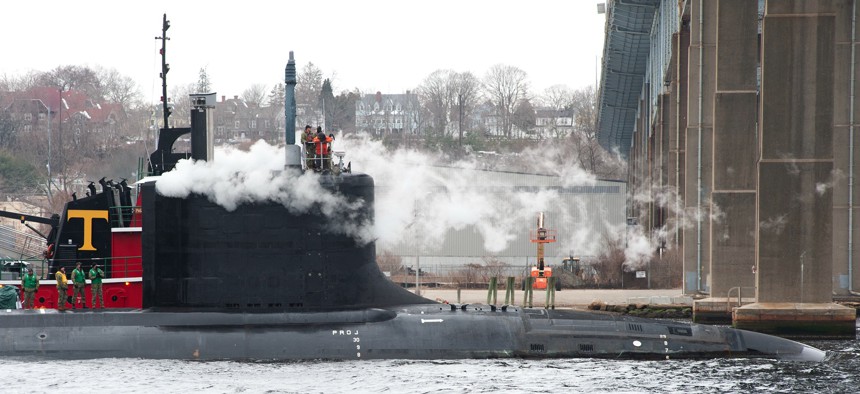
[0,61,625,211]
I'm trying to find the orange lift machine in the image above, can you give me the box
[529,212,556,289]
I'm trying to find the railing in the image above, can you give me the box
[2,256,144,280]
[108,205,142,227]
[0,258,46,280]
[726,286,756,312]
[55,255,143,278]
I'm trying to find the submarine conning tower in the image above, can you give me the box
[139,50,428,311]
[140,173,432,311]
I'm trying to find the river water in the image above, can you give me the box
[2,327,857,393]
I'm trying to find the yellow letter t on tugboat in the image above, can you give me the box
[66,210,109,251]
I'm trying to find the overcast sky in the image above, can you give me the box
[4,0,606,103]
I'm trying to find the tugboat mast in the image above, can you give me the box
[156,13,171,128]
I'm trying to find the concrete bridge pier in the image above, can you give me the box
[732,1,855,338]
[687,1,856,336]
[691,0,759,325]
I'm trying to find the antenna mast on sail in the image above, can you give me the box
[156,14,171,128]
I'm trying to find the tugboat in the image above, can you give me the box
[0,175,144,309]
[0,16,826,362]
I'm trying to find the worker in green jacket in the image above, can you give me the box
[89,264,105,308]
[300,125,315,169]
[20,267,39,309]
[71,262,87,309]
[55,266,68,311]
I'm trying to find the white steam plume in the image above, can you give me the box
[154,135,629,260]
[337,133,602,255]
[155,140,372,242]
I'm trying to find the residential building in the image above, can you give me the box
[355,91,420,136]
[213,95,280,144]
[1,87,127,151]
[534,107,574,139]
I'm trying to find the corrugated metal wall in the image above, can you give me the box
[376,167,627,269]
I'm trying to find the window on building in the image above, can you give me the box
[24,113,32,121]
[250,120,257,129]
[234,120,240,128]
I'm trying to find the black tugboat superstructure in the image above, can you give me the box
[0,16,826,362]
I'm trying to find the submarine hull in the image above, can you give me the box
[0,304,824,361]
[0,174,826,362]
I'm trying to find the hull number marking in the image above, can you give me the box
[332,329,362,358]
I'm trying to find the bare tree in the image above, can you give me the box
[376,249,404,274]
[168,83,195,127]
[540,84,574,139]
[297,62,323,125]
[570,86,596,135]
[567,85,625,178]
[512,99,536,138]
[297,63,323,101]
[541,84,573,110]
[265,83,285,139]
[0,74,10,91]
[594,230,625,287]
[242,83,267,106]
[482,64,529,138]
[0,110,18,150]
[482,256,510,283]
[1,71,41,92]
[454,71,481,150]
[418,69,456,137]
[95,67,143,109]
[455,263,484,288]
[33,66,100,177]
[36,65,102,99]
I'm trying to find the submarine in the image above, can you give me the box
[0,168,829,361]
[0,167,829,361]
[0,19,826,362]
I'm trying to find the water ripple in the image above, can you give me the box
[3,338,858,394]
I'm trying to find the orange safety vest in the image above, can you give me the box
[313,136,332,155]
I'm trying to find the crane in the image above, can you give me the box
[529,212,556,290]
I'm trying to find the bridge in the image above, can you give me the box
[597,0,857,338]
